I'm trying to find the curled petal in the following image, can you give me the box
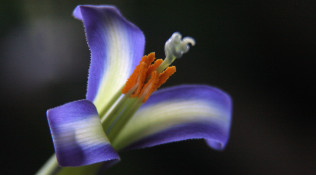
[73,5,145,117]
[47,100,119,166]
[112,85,232,151]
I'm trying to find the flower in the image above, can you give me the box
[39,4,232,174]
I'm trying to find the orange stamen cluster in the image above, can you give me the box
[122,52,176,102]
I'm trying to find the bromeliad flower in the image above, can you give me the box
[37,5,232,175]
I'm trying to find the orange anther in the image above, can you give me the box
[147,59,163,78]
[132,62,148,97]
[122,62,141,94]
[122,52,176,103]
[140,71,159,102]
[146,52,156,65]
[157,66,176,89]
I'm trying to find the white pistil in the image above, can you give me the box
[157,32,195,73]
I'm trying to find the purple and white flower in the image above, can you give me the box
[39,5,232,174]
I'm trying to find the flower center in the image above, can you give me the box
[103,32,195,142]
[122,32,195,102]
[122,52,176,102]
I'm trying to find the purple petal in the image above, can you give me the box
[47,100,119,166]
[72,5,145,114]
[126,122,226,150]
[113,85,232,151]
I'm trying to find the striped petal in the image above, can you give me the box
[47,100,119,166]
[73,5,145,117]
[112,85,232,151]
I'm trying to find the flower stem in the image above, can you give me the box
[37,155,102,175]
[101,89,134,131]
[35,154,60,175]
[107,98,142,141]
[98,89,122,119]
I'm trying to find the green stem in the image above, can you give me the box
[35,154,59,175]
[98,90,122,119]
[107,98,142,141]
[101,89,134,132]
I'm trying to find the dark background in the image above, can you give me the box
[1,0,315,174]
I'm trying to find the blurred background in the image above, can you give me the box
[1,0,315,174]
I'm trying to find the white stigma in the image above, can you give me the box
[156,32,195,73]
[164,32,195,61]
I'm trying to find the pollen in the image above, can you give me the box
[122,52,176,102]
[157,66,176,89]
